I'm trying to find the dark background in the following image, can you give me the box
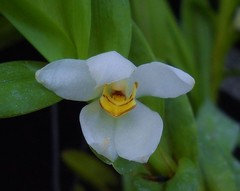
[0,1,240,191]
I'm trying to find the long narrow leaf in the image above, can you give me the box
[89,0,132,57]
[0,0,91,61]
[197,102,239,191]
[130,0,195,75]
[181,0,214,106]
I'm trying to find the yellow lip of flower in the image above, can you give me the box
[99,82,138,117]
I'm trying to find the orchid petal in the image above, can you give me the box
[80,101,118,161]
[35,59,100,101]
[130,62,195,98]
[87,51,136,86]
[114,101,163,163]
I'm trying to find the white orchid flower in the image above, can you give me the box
[35,51,195,163]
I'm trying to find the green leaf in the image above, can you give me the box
[181,0,214,104]
[61,0,91,59]
[197,101,239,191]
[231,158,240,188]
[128,22,156,65]
[89,0,132,57]
[165,95,198,163]
[197,101,239,156]
[198,143,238,191]
[133,177,163,191]
[124,159,203,191]
[0,0,91,61]
[211,0,239,100]
[113,157,145,175]
[62,150,118,191]
[0,61,60,118]
[123,173,163,191]
[165,158,202,191]
[123,175,138,191]
[130,0,195,75]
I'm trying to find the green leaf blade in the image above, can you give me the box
[0,0,92,61]
[113,157,145,175]
[89,0,132,57]
[130,0,195,74]
[181,0,214,104]
[197,101,239,191]
[0,61,61,118]
[61,0,91,59]
[165,95,198,163]
[129,22,156,65]
[197,102,239,156]
[166,158,202,191]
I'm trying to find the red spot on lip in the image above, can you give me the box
[111,90,125,96]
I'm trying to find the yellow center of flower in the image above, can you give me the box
[99,82,138,117]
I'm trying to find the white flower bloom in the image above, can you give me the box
[35,51,195,163]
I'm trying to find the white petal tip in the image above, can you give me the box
[132,62,195,98]
[190,78,195,89]
[179,72,195,88]
[171,66,195,90]
[35,69,42,83]
[181,75,195,94]
[34,60,99,101]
